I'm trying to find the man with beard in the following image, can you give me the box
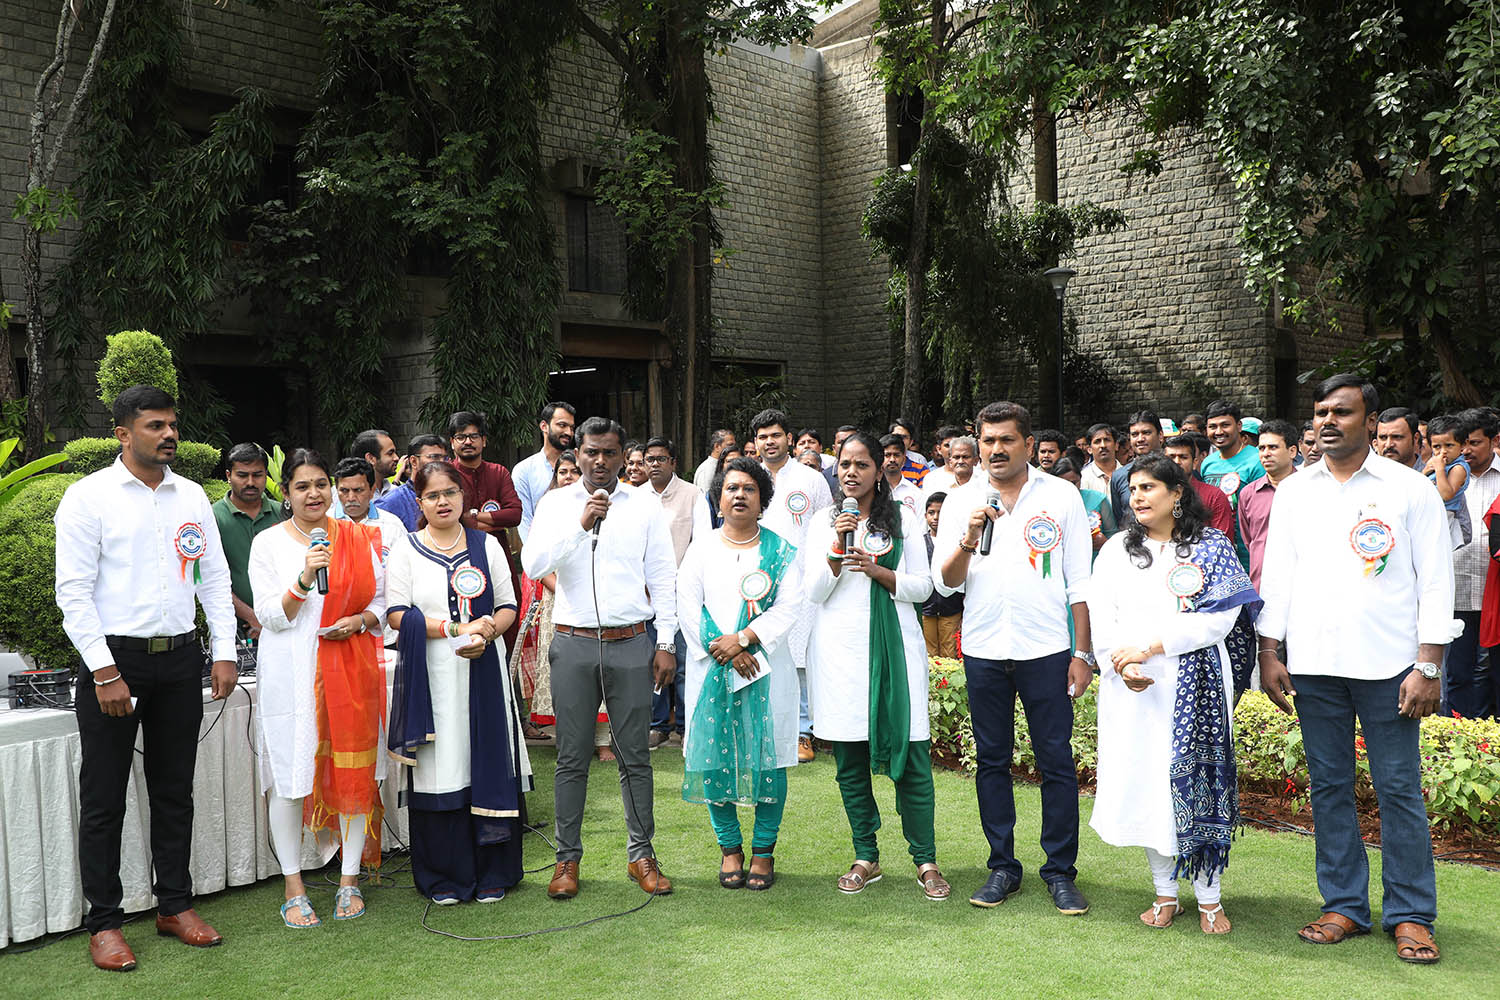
[448,411,523,539]
[515,401,576,541]
[350,428,400,500]
[1109,410,1165,525]
[1376,408,1422,470]
[212,442,281,640]
[374,434,451,531]
[522,417,678,899]
[1034,429,1067,472]
[1201,400,1265,569]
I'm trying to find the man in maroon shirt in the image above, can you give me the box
[449,410,524,642]
[1164,434,1235,538]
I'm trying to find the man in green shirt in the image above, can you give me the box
[1200,401,1266,570]
[211,443,282,638]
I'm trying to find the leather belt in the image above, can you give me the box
[555,622,648,642]
[105,631,196,654]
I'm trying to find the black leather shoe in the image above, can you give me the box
[1048,878,1090,915]
[968,870,1022,908]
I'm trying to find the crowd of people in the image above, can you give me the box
[52,373,1490,972]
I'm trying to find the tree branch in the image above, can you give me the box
[572,8,660,110]
[41,0,118,185]
[942,13,985,52]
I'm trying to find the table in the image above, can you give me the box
[0,681,408,948]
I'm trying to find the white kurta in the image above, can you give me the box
[676,530,804,769]
[385,534,532,798]
[1086,534,1241,855]
[804,505,934,742]
[250,523,387,798]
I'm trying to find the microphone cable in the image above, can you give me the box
[420,493,663,941]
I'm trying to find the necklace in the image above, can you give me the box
[425,526,464,552]
[721,526,761,545]
[289,518,327,542]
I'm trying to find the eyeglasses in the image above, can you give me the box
[420,488,463,503]
[453,433,483,442]
[643,455,672,464]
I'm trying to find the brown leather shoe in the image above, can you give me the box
[627,857,673,895]
[548,860,580,899]
[798,736,815,762]
[155,908,223,947]
[89,929,137,972]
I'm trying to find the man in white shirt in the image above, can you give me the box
[1258,374,1451,964]
[881,433,925,521]
[924,434,976,493]
[641,437,701,747]
[334,457,406,645]
[522,417,678,899]
[54,385,238,971]
[1445,407,1500,717]
[1079,423,1119,497]
[513,401,576,542]
[751,408,833,760]
[691,428,737,493]
[933,401,1094,915]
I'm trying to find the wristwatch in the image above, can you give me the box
[1073,649,1097,667]
[1414,661,1441,680]
[655,642,675,654]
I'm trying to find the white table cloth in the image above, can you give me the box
[0,680,408,947]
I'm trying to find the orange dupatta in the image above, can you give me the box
[304,519,385,867]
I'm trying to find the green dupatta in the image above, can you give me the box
[865,527,912,780]
[682,527,798,806]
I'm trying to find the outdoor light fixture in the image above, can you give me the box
[1043,266,1076,430]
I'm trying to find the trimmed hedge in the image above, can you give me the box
[928,657,1500,838]
[63,437,220,483]
[202,479,229,503]
[96,329,178,409]
[0,473,83,672]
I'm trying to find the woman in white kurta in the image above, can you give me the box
[677,458,802,890]
[386,460,532,904]
[805,431,949,901]
[250,450,386,927]
[1088,452,1257,935]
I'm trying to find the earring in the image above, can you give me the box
[1172,499,1183,519]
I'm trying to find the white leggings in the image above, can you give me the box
[1145,847,1221,905]
[268,795,367,878]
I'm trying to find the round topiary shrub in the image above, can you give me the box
[0,473,83,672]
[202,478,229,503]
[63,437,221,483]
[96,330,179,410]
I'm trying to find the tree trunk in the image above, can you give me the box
[21,229,47,458]
[1429,314,1484,407]
[0,269,13,403]
[1033,93,1062,430]
[1401,318,1423,407]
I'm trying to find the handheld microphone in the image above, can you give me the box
[978,491,1002,556]
[590,488,610,549]
[840,496,859,553]
[309,527,330,594]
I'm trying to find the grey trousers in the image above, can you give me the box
[549,631,655,862]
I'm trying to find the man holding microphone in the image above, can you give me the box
[54,385,238,972]
[522,416,678,900]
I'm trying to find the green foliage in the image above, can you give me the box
[202,479,229,504]
[48,0,270,439]
[64,437,219,483]
[95,329,179,409]
[0,473,83,672]
[708,363,790,441]
[0,441,69,510]
[11,185,78,235]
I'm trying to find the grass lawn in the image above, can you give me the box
[7,747,1498,999]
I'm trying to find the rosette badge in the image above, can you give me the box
[175,522,207,584]
[480,500,501,514]
[1349,517,1394,577]
[1166,561,1205,611]
[739,569,774,617]
[784,490,810,526]
[450,564,488,622]
[1024,514,1061,577]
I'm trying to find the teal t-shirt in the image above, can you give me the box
[1201,444,1264,568]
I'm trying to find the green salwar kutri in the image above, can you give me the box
[832,740,937,866]
[707,768,788,853]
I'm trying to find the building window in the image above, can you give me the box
[565,195,627,295]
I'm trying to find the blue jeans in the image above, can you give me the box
[1442,611,1495,719]
[964,649,1079,883]
[798,667,812,738]
[650,630,688,734]
[1294,668,1436,931]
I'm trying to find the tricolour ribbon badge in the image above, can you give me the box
[739,569,774,618]
[1023,514,1061,577]
[1088,510,1102,536]
[860,527,894,558]
[174,522,207,584]
[1349,517,1394,577]
[1166,561,1205,612]
[480,500,500,514]
[450,564,488,623]
[785,490,810,526]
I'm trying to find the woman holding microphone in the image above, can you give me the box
[805,431,948,900]
[387,460,532,905]
[250,449,387,927]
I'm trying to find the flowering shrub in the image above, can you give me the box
[927,658,1500,838]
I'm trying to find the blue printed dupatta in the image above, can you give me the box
[682,527,798,807]
[1171,527,1262,882]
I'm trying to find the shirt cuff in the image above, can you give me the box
[81,639,116,674]
[211,637,238,664]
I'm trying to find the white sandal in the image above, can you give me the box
[1140,897,1182,928]
[1199,903,1229,934]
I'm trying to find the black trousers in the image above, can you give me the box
[75,643,204,933]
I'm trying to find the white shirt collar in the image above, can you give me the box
[110,454,181,490]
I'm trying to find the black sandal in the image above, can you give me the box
[747,844,776,891]
[718,846,746,889]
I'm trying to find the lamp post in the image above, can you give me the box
[1043,266,1076,431]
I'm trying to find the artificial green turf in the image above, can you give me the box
[7,748,1497,999]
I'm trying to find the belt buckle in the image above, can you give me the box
[148,636,169,654]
